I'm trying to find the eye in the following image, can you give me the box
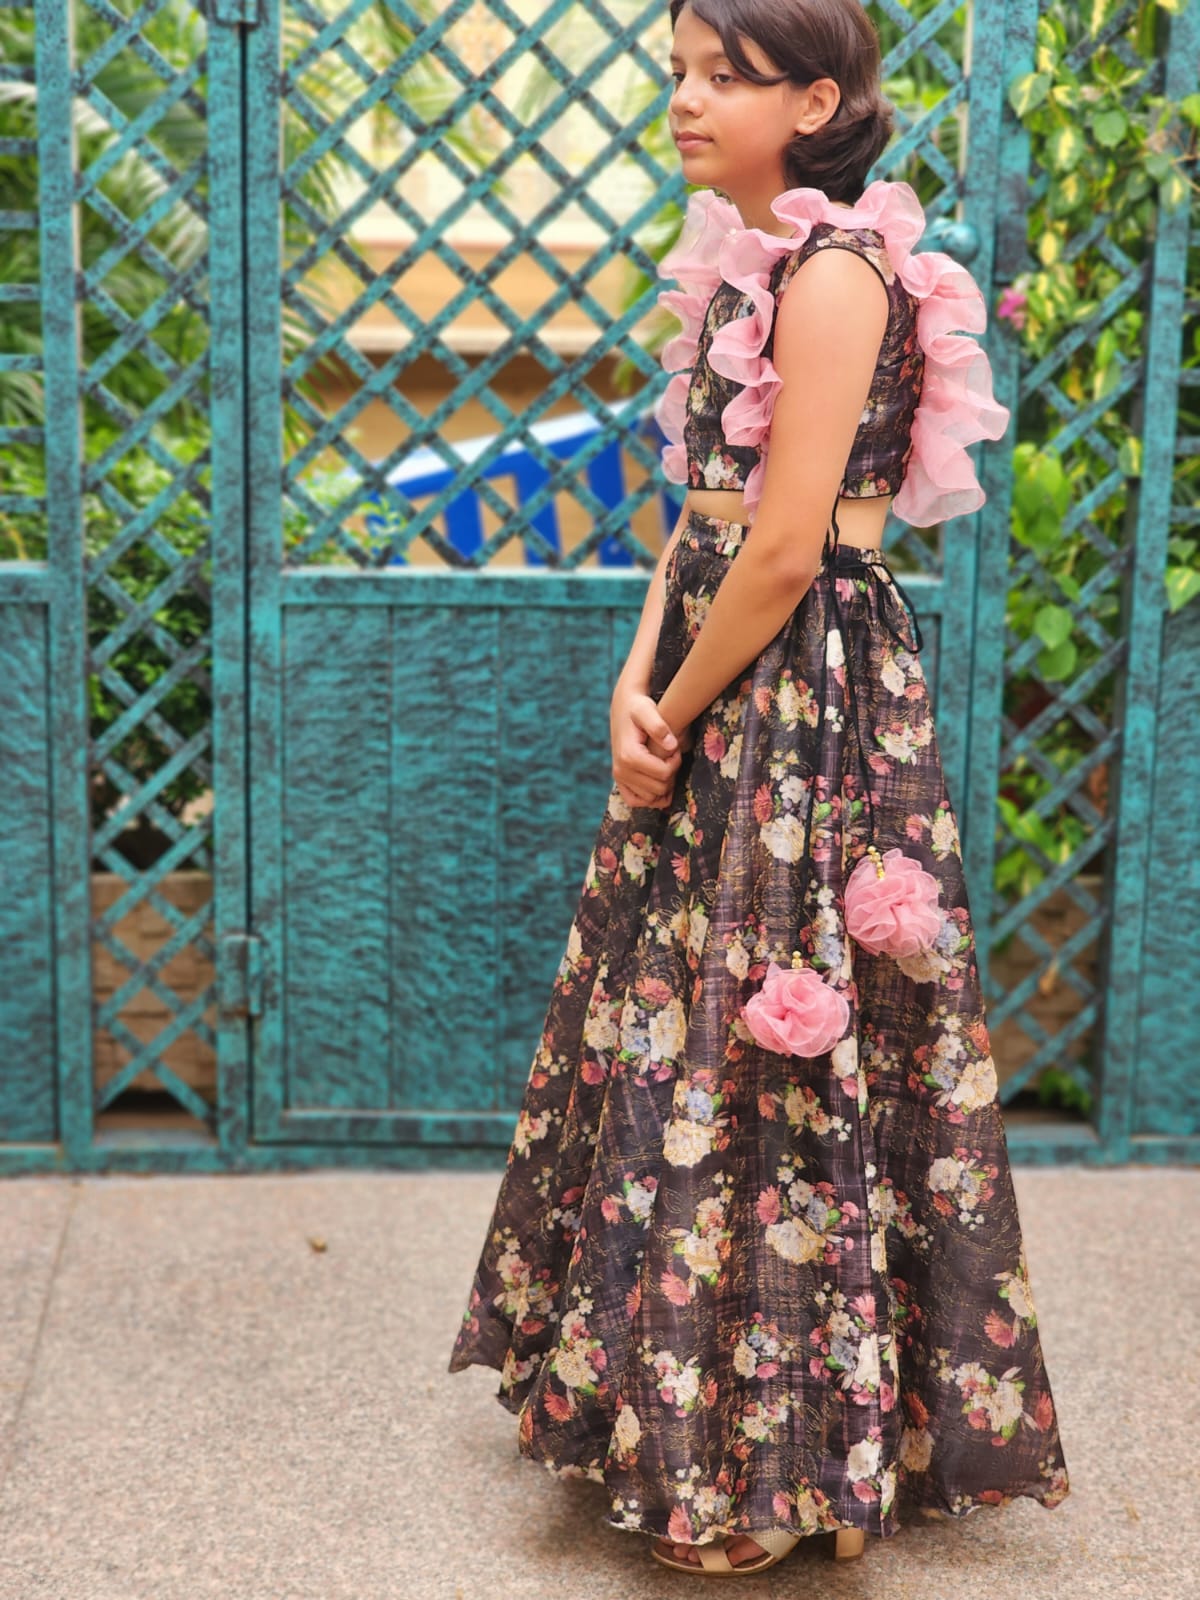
[668,70,736,84]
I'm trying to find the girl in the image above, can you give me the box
[448,0,1070,1577]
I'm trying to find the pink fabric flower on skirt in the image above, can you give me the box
[742,958,849,1059]
[845,845,941,957]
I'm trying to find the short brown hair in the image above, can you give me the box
[667,0,894,202]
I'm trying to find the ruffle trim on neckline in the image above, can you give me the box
[652,179,1011,526]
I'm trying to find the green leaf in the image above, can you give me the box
[1179,94,1200,128]
[1037,637,1078,681]
[1058,171,1085,207]
[1118,436,1143,478]
[1093,361,1121,403]
[1089,0,1119,35]
[1144,150,1173,181]
[1009,71,1051,118]
[1162,171,1188,210]
[1092,108,1128,146]
[1165,565,1200,613]
[1032,449,1071,516]
[1033,604,1073,649]
[1026,507,1062,555]
[1047,122,1085,172]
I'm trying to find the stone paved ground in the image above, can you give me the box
[1,1166,1195,1600]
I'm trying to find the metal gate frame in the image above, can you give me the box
[1,0,1197,1173]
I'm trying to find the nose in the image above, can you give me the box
[670,93,702,126]
[669,76,701,116]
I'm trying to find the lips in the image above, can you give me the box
[674,132,710,146]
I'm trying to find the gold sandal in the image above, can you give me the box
[651,1523,864,1575]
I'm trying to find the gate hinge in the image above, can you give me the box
[209,0,261,26]
[219,933,264,1019]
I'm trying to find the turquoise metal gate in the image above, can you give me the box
[1,0,1196,1173]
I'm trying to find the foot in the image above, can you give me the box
[654,1532,769,1568]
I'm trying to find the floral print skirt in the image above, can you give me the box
[447,508,1071,1547]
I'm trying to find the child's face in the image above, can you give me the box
[668,3,834,204]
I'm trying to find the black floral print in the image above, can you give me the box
[448,511,1071,1548]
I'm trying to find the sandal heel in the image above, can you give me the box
[833,1527,865,1561]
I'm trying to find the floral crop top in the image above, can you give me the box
[653,180,1011,526]
[685,224,924,499]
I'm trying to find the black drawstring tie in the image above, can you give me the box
[795,493,925,923]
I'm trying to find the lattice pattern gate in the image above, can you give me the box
[0,0,1196,1172]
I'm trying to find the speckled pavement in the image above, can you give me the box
[0,1165,1195,1600]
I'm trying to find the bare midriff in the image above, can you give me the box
[683,487,892,550]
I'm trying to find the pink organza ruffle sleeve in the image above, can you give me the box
[887,248,1012,526]
[652,188,741,484]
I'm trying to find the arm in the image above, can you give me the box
[655,249,890,736]
[614,498,691,694]
[609,500,692,808]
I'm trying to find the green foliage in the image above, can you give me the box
[80,436,214,840]
[1003,0,1198,616]
[997,0,1198,912]
[1000,0,1196,1111]
[1036,1067,1094,1117]
[0,0,499,856]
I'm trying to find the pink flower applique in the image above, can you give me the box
[845,844,941,958]
[742,956,850,1059]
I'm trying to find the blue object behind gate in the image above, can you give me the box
[362,406,684,566]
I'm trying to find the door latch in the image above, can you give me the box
[219,933,264,1019]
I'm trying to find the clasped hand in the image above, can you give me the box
[610,679,694,811]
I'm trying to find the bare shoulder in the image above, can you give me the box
[773,237,890,343]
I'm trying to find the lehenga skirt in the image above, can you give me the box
[447,507,1071,1546]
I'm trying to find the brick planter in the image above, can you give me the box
[91,871,216,1099]
[987,872,1103,1091]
